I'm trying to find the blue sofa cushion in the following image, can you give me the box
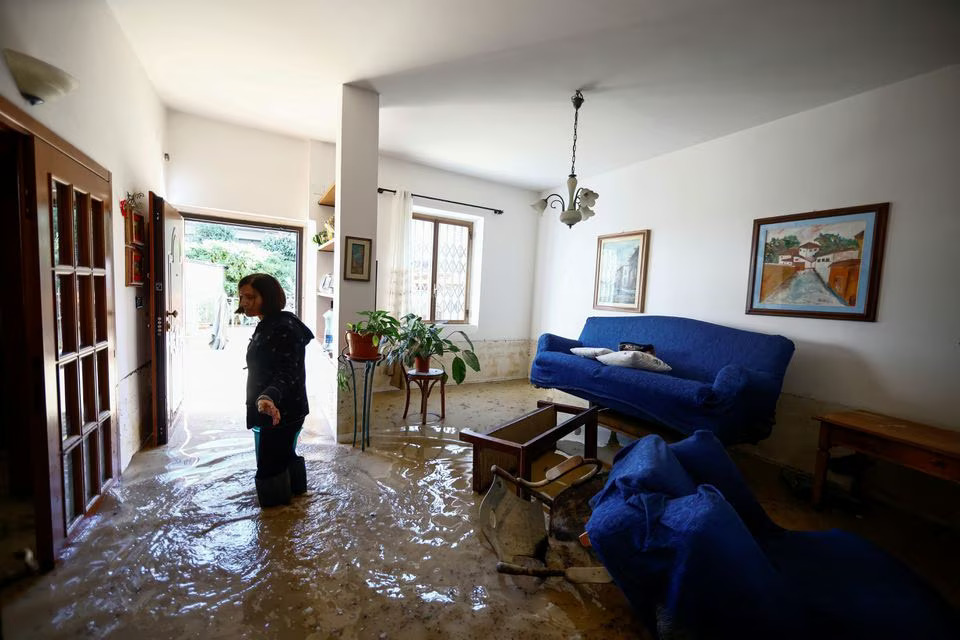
[670,430,779,536]
[590,435,696,509]
[588,485,811,640]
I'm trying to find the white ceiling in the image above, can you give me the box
[107,0,960,190]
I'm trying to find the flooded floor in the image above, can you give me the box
[0,374,643,640]
[2,347,958,637]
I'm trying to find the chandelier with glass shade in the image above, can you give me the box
[531,89,599,228]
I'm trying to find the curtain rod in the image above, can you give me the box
[377,187,503,215]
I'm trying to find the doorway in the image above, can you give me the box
[0,97,118,571]
[180,216,302,414]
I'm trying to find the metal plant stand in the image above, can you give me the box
[339,353,383,451]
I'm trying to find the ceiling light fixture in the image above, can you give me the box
[2,49,78,106]
[531,89,599,228]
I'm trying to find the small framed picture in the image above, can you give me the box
[594,230,651,313]
[343,236,372,281]
[746,203,889,321]
[125,246,145,286]
[131,212,146,246]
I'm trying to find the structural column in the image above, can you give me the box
[334,84,380,443]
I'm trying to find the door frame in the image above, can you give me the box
[178,210,305,316]
[0,95,118,569]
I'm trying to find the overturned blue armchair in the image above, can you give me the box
[530,315,795,444]
[587,431,959,640]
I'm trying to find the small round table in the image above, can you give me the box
[403,368,446,425]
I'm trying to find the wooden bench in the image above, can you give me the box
[813,410,960,507]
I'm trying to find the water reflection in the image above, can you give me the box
[3,401,640,639]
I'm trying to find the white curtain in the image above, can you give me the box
[386,189,413,317]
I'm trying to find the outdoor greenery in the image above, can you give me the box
[764,232,859,263]
[185,222,297,304]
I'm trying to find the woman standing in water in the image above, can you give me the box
[237,273,314,507]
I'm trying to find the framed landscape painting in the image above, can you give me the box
[746,203,889,321]
[343,236,372,281]
[594,230,650,313]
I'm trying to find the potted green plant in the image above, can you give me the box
[383,313,481,384]
[344,310,400,360]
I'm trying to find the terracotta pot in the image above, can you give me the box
[414,355,431,373]
[345,331,379,359]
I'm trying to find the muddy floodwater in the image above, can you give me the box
[2,385,643,639]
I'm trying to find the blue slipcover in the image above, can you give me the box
[530,315,795,444]
[586,432,959,640]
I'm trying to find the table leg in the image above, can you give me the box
[349,363,358,447]
[584,412,598,460]
[813,422,832,507]
[420,379,428,425]
[402,374,411,419]
[440,377,445,419]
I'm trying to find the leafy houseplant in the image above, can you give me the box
[312,216,335,246]
[344,310,400,360]
[383,313,481,384]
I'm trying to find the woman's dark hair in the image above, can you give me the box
[238,273,286,314]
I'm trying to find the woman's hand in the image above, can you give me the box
[257,397,281,426]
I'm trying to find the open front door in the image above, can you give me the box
[148,192,184,445]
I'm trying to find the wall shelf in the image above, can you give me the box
[318,183,336,207]
[317,238,334,252]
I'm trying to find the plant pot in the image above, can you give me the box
[414,355,431,373]
[345,331,379,359]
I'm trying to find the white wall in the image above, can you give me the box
[377,155,539,341]
[0,0,166,470]
[308,142,540,342]
[165,110,310,222]
[164,110,318,332]
[531,65,960,433]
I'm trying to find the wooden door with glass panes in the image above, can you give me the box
[33,138,117,562]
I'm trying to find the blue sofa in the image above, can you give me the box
[586,431,959,640]
[530,315,795,444]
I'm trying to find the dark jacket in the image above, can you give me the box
[245,311,314,429]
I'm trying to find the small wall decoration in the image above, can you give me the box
[594,230,650,313]
[120,191,144,245]
[131,212,146,246]
[746,203,889,321]
[343,236,372,281]
[120,190,147,287]
[125,246,145,286]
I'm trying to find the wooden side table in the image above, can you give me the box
[813,410,960,507]
[403,368,445,424]
[459,401,599,494]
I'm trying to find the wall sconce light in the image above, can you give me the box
[3,49,79,105]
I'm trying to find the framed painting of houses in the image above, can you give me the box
[746,203,889,321]
[594,230,650,313]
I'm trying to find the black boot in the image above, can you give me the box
[255,469,292,508]
[289,456,307,495]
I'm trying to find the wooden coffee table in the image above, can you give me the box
[813,410,960,507]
